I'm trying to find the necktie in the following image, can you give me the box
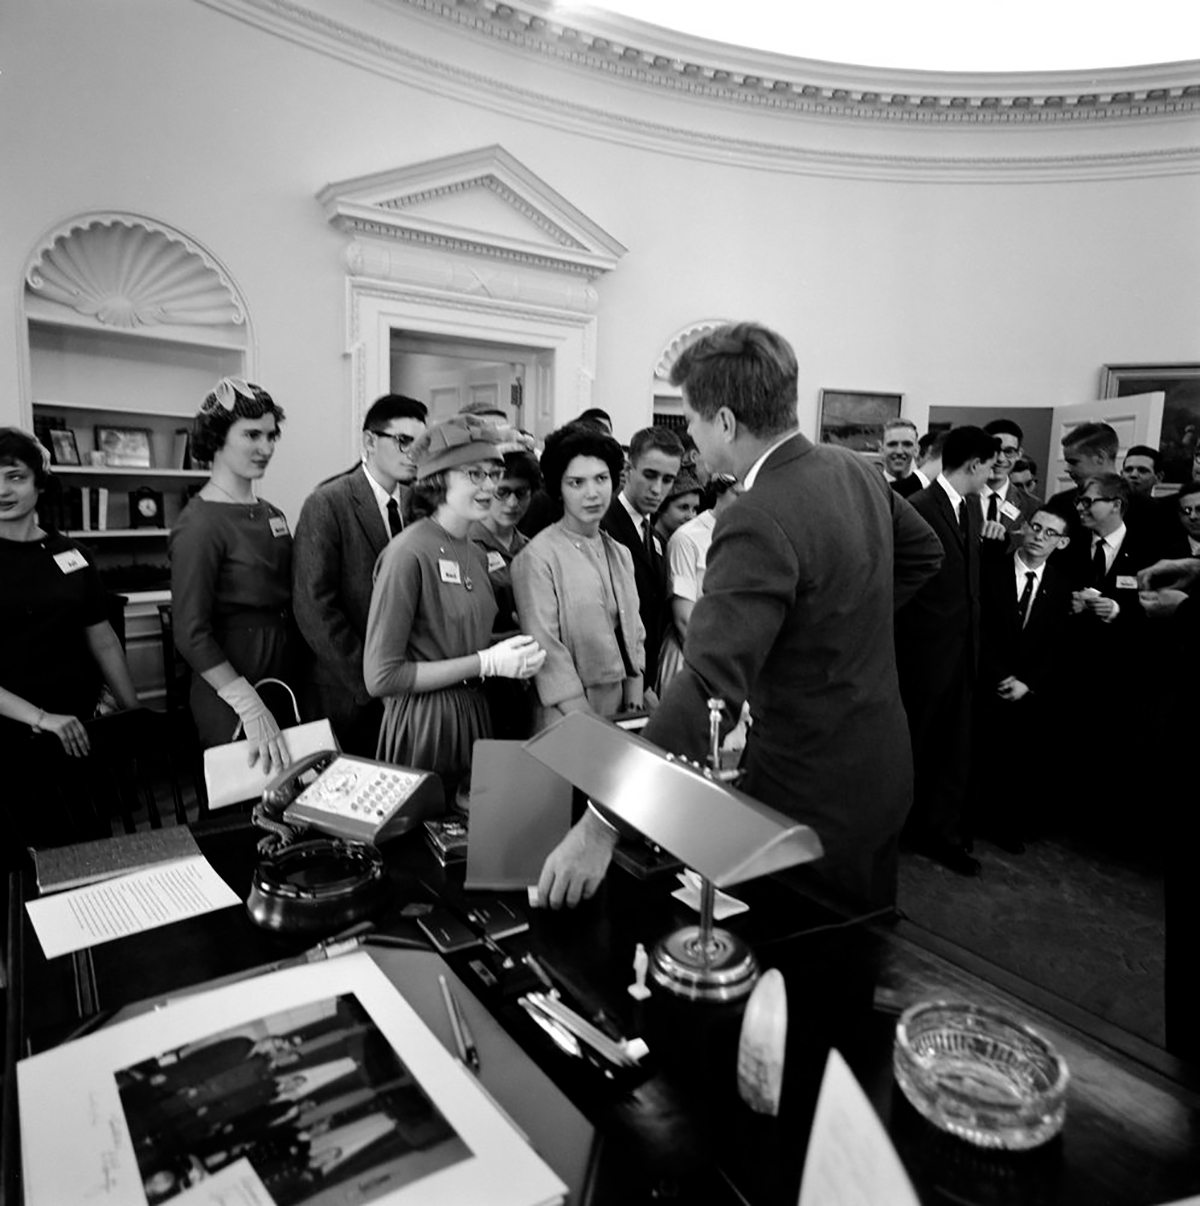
[1018,570,1036,628]
[987,493,999,524]
[957,501,969,541]
[386,497,402,539]
[1091,536,1107,586]
[642,517,656,560]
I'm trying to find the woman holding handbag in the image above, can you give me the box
[363,415,546,808]
[511,422,646,730]
[170,378,294,774]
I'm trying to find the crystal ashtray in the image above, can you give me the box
[893,1000,1069,1150]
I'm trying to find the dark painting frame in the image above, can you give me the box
[817,389,904,455]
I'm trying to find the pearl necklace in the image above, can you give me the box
[433,521,474,591]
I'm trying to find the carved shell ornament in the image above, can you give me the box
[26,220,244,329]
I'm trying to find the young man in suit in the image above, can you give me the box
[292,395,427,755]
[535,322,943,910]
[1009,456,1038,495]
[979,418,1042,537]
[974,506,1073,851]
[1176,481,1200,557]
[895,425,1000,876]
[881,419,926,498]
[600,425,683,688]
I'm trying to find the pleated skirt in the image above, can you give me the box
[376,684,492,799]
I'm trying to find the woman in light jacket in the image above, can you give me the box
[512,423,645,729]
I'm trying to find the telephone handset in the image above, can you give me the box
[247,752,445,935]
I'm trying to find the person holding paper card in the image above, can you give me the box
[0,427,139,850]
[170,379,294,773]
[511,422,646,730]
[364,416,546,808]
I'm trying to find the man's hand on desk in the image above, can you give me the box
[536,809,619,909]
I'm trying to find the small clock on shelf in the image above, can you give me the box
[128,486,165,529]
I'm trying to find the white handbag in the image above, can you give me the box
[202,678,338,810]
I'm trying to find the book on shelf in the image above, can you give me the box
[18,953,567,1206]
[80,485,109,531]
[28,826,201,894]
[172,427,191,470]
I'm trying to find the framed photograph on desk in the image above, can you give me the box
[95,425,152,468]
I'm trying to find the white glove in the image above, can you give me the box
[217,676,289,774]
[478,634,546,680]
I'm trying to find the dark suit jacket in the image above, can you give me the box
[896,482,983,696]
[1060,522,1160,649]
[979,554,1072,696]
[643,434,943,903]
[977,482,1041,539]
[292,466,407,703]
[888,472,924,499]
[601,496,669,684]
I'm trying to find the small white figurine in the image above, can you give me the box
[628,942,651,1000]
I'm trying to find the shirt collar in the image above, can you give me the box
[618,489,649,531]
[983,480,1010,502]
[935,473,965,514]
[1093,521,1127,551]
[743,430,800,491]
[362,461,401,506]
[1014,551,1045,583]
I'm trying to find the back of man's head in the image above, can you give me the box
[983,417,1024,444]
[577,407,613,434]
[628,425,684,465]
[669,322,798,439]
[1063,421,1118,462]
[363,394,427,430]
[941,426,1000,473]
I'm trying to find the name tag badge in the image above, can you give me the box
[439,558,462,585]
[52,549,88,574]
[269,515,289,538]
[486,550,506,574]
[999,500,1021,522]
[1115,574,1138,590]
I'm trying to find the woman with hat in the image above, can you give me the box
[169,379,294,773]
[511,422,645,729]
[652,467,703,547]
[363,415,545,805]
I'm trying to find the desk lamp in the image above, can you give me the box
[523,707,823,1003]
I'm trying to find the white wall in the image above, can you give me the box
[3,0,1198,521]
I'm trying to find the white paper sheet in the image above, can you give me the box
[797,1048,919,1206]
[671,870,750,920]
[25,855,241,959]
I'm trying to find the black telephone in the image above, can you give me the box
[246,752,445,935]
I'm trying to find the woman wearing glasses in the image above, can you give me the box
[511,422,645,730]
[170,379,294,773]
[364,416,546,807]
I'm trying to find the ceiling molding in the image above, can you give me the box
[196,0,1200,180]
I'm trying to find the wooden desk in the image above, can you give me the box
[6,818,1200,1206]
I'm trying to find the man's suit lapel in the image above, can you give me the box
[932,485,967,550]
[605,498,652,571]
[348,466,389,556]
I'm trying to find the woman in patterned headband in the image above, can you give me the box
[169,378,295,775]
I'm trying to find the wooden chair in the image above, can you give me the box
[18,709,193,850]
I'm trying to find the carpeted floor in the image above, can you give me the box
[896,835,1166,1048]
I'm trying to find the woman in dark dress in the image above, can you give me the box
[0,427,139,849]
[169,379,293,773]
[363,416,546,807]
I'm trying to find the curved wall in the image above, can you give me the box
[1,0,1197,519]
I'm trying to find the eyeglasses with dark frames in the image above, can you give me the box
[457,466,504,486]
[1075,495,1116,509]
[1024,522,1066,539]
[494,485,532,502]
[371,430,418,451]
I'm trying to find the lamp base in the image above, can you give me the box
[650,925,760,1003]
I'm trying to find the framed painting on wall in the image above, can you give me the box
[817,390,904,455]
[1100,363,1200,484]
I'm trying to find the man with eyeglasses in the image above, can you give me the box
[292,394,428,754]
[974,507,1073,852]
[978,419,1042,545]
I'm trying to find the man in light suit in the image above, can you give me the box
[600,425,683,688]
[536,323,943,909]
[292,395,426,755]
[895,426,1000,876]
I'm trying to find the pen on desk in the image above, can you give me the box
[439,974,481,1072]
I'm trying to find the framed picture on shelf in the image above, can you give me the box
[1100,362,1200,484]
[47,428,81,466]
[94,425,152,468]
[817,389,904,454]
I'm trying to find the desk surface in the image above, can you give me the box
[6,818,1200,1206]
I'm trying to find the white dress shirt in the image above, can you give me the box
[362,463,404,536]
[935,474,967,525]
[1013,553,1045,621]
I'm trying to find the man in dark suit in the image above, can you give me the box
[882,419,926,498]
[895,425,1000,876]
[974,506,1073,850]
[292,395,427,755]
[979,418,1042,539]
[600,425,683,688]
[1122,445,1191,558]
[536,323,943,909]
